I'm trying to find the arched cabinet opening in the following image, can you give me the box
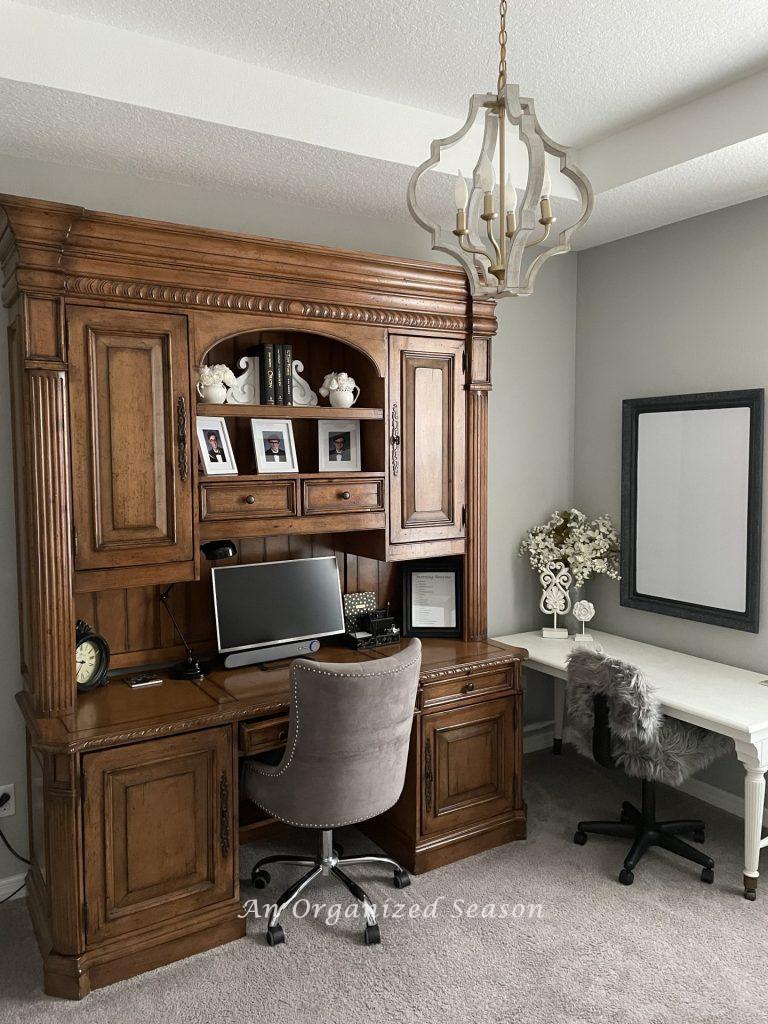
[194,330,387,553]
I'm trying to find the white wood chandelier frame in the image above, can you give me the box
[407,5,593,299]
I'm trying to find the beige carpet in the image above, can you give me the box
[0,749,762,1024]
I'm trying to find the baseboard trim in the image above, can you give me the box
[523,719,554,754]
[523,721,768,826]
[677,775,768,828]
[0,872,26,902]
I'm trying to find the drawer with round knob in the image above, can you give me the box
[302,476,385,515]
[419,669,515,710]
[239,716,291,755]
[200,480,298,521]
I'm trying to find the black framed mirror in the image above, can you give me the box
[621,389,764,632]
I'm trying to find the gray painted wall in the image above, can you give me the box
[0,154,576,880]
[575,193,768,802]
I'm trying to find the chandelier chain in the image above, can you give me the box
[497,0,508,92]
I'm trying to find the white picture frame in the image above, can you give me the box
[251,418,299,473]
[196,416,238,476]
[318,419,361,472]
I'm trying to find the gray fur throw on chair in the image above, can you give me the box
[565,647,731,788]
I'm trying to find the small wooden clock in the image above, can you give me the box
[75,619,111,693]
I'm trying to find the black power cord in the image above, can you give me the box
[0,791,30,868]
[0,791,29,905]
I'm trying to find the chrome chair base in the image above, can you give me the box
[250,829,410,946]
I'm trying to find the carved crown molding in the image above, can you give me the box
[64,275,468,332]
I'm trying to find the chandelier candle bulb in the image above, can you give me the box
[454,171,469,210]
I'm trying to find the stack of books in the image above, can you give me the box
[259,341,294,405]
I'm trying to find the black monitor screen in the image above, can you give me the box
[212,556,345,653]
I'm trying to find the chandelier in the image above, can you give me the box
[407,0,593,299]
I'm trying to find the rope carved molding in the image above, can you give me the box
[64,275,468,332]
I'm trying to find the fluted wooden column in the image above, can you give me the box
[11,295,76,716]
[464,300,496,641]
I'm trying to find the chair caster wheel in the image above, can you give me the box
[701,867,714,884]
[393,868,410,889]
[364,923,381,945]
[573,830,587,846]
[266,924,285,946]
[744,888,757,901]
[692,829,705,843]
[619,868,634,886]
[251,868,271,889]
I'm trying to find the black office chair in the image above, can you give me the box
[567,648,731,886]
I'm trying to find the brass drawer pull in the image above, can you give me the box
[340,491,351,500]
[278,729,288,743]
[463,680,475,694]
[245,494,256,505]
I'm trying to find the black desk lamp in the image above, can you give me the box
[160,540,238,680]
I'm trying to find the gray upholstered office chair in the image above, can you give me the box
[242,639,421,946]
[567,647,731,886]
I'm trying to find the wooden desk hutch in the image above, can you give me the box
[0,195,527,999]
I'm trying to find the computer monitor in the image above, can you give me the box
[211,556,345,667]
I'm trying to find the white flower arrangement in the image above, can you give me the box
[197,364,236,388]
[519,509,620,589]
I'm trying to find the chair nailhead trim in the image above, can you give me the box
[245,653,420,825]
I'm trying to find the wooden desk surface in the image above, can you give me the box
[19,638,527,753]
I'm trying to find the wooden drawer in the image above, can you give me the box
[420,668,514,710]
[239,716,290,755]
[302,476,384,515]
[201,480,298,521]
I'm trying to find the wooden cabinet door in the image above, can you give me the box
[68,306,193,572]
[421,697,515,836]
[82,728,234,944]
[389,335,466,544]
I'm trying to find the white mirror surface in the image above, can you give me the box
[635,407,751,612]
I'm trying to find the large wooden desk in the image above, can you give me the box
[18,638,527,997]
[497,629,768,900]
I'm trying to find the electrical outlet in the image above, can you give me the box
[0,784,15,818]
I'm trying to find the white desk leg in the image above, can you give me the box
[553,678,566,755]
[735,740,768,901]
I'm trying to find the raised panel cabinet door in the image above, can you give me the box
[389,335,466,544]
[421,697,515,836]
[82,728,234,945]
[67,306,193,571]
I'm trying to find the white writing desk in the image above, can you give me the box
[495,630,768,900]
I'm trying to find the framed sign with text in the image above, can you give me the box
[402,560,463,638]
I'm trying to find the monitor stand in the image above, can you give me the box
[223,638,321,669]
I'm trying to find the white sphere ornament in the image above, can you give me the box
[572,600,596,643]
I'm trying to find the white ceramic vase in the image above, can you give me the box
[329,387,360,408]
[197,382,228,404]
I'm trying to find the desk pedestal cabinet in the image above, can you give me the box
[0,194,527,999]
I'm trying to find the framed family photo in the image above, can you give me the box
[196,416,238,476]
[318,419,361,472]
[251,419,299,473]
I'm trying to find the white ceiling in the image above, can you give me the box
[2,0,768,250]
